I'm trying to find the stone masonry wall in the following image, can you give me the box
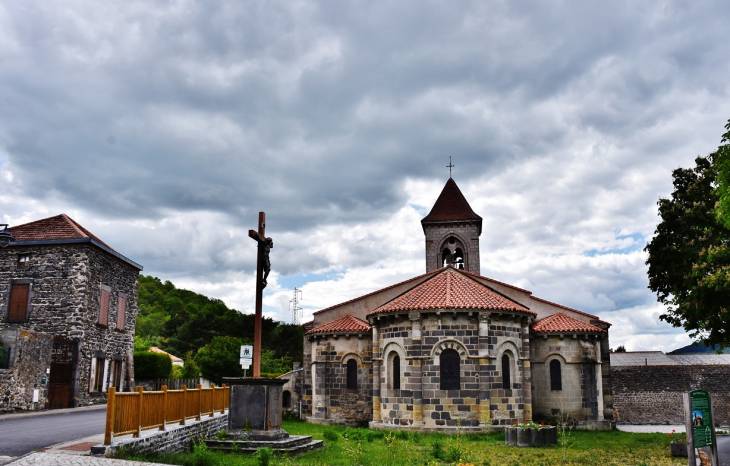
[612,365,730,425]
[424,222,481,275]
[0,329,53,412]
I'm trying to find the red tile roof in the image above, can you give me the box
[421,178,482,229]
[368,268,534,316]
[8,214,114,250]
[305,314,372,336]
[530,296,611,327]
[531,313,606,334]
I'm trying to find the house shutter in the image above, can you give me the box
[8,284,30,321]
[116,296,126,330]
[99,289,110,326]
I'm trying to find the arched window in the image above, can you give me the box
[502,354,511,389]
[440,349,460,390]
[550,359,562,391]
[392,354,401,390]
[346,359,358,390]
[283,390,291,408]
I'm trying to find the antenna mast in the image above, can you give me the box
[290,288,303,325]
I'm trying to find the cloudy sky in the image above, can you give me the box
[2,1,729,352]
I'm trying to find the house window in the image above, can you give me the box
[392,353,401,390]
[116,295,127,330]
[550,359,562,391]
[99,287,110,326]
[283,390,291,408]
[440,349,460,390]
[110,359,123,391]
[17,254,30,269]
[502,354,511,389]
[91,357,106,392]
[346,359,357,390]
[7,283,30,322]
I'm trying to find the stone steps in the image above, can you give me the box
[205,435,324,455]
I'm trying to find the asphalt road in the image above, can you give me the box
[705,435,730,466]
[0,407,106,456]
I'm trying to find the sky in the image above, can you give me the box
[2,1,729,352]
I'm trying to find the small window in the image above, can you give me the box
[7,283,30,322]
[110,359,123,391]
[392,353,401,390]
[550,359,562,391]
[99,287,110,326]
[346,359,357,390]
[17,254,30,269]
[283,390,291,408]
[502,354,511,390]
[116,296,127,330]
[92,357,106,392]
[440,349,460,390]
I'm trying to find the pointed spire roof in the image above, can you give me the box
[367,267,534,316]
[421,178,482,232]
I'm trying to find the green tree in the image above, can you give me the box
[645,153,730,347]
[194,336,246,385]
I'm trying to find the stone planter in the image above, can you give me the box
[505,426,558,447]
[670,442,688,457]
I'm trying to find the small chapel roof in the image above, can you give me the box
[305,314,372,336]
[421,178,482,232]
[531,312,606,334]
[368,267,534,316]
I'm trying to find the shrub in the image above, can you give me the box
[343,428,364,441]
[323,429,339,443]
[366,431,385,442]
[254,447,274,466]
[133,351,172,380]
[431,440,445,460]
[191,443,218,466]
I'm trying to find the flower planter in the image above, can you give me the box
[505,427,517,446]
[505,426,557,447]
[670,443,688,457]
[516,427,532,447]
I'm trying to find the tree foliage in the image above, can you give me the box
[134,351,173,380]
[645,148,730,347]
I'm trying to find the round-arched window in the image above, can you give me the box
[502,354,511,389]
[392,353,401,390]
[440,349,460,390]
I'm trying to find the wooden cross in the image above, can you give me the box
[447,156,455,178]
[248,211,270,378]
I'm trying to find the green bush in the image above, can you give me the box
[133,351,172,380]
[323,429,339,443]
[254,447,273,466]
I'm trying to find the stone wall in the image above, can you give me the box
[94,412,228,457]
[423,222,481,275]
[0,328,53,412]
[612,365,730,425]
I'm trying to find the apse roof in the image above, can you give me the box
[421,178,482,230]
[531,312,606,334]
[368,267,534,316]
[305,314,372,335]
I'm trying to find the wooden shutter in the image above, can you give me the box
[8,284,29,321]
[116,296,126,330]
[99,289,110,326]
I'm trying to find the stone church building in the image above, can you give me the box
[301,178,613,431]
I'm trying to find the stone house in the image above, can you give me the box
[300,178,613,431]
[0,214,142,411]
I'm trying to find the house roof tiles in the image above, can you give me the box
[531,312,606,334]
[305,314,372,336]
[368,267,534,316]
[8,214,114,250]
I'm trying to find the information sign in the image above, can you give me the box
[240,358,251,369]
[240,345,253,359]
[690,390,714,447]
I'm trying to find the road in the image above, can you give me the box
[0,407,106,457]
[706,435,730,466]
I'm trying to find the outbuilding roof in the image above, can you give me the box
[9,214,113,249]
[531,312,606,334]
[421,178,482,232]
[368,267,534,316]
[305,314,372,336]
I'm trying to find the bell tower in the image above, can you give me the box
[421,178,482,275]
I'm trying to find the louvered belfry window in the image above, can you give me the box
[99,288,110,326]
[550,359,562,391]
[346,359,358,390]
[8,284,30,321]
[116,296,127,330]
[440,349,460,390]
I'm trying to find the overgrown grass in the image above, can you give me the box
[115,418,688,465]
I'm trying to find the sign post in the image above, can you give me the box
[240,345,253,377]
[684,390,719,466]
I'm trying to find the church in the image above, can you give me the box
[300,178,613,431]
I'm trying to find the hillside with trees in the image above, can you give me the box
[135,275,303,383]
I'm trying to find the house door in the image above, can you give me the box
[48,337,77,409]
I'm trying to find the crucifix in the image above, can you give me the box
[447,156,455,178]
[248,211,273,378]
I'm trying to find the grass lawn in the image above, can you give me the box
[116,418,687,466]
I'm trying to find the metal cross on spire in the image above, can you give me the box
[447,156,455,178]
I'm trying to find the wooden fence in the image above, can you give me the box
[104,384,229,445]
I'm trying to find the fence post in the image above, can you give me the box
[161,386,168,431]
[210,384,215,417]
[197,384,202,420]
[104,387,116,445]
[135,386,144,437]
[223,384,228,412]
[181,385,187,425]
